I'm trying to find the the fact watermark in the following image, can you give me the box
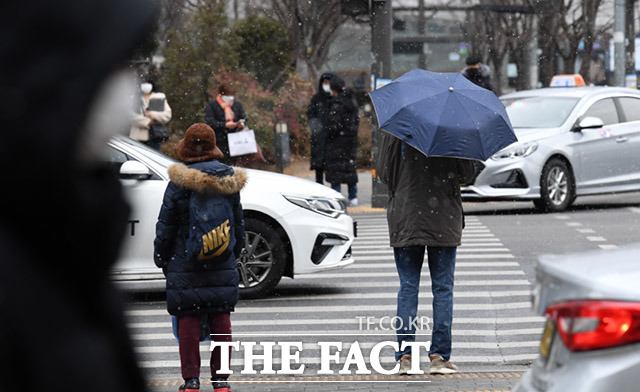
[207,316,433,378]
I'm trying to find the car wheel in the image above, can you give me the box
[534,158,575,213]
[237,217,286,298]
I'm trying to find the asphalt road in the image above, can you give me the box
[122,192,640,391]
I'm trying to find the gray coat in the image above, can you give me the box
[377,133,476,248]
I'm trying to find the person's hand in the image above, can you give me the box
[236,121,245,129]
[145,110,152,118]
[225,121,237,129]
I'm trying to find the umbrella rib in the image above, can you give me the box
[451,93,488,157]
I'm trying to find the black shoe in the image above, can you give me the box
[211,378,231,392]
[179,378,200,392]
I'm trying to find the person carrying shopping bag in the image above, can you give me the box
[154,123,246,392]
[204,82,247,166]
[130,78,172,150]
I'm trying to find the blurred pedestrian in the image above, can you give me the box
[204,82,247,166]
[307,72,335,184]
[377,132,475,375]
[154,123,246,392]
[130,78,172,150]
[461,55,495,92]
[325,76,359,206]
[0,1,156,392]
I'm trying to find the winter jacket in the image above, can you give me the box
[154,161,246,316]
[377,132,476,247]
[0,0,156,391]
[324,92,360,184]
[307,72,335,170]
[204,98,247,163]
[461,64,495,93]
[130,92,172,142]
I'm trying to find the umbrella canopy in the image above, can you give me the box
[369,69,517,161]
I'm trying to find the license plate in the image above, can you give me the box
[540,319,556,360]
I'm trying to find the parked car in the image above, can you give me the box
[462,86,640,212]
[107,136,355,297]
[514,245,640,391]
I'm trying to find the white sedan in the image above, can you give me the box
[107,136,356,297]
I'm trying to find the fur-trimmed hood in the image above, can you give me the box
[168,163,246,194]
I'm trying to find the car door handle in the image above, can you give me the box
[616,136,629,143]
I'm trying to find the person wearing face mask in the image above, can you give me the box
[461,55,495,93]
[0,1,156,392]
[306,72,335,184]
[130,78,172,150]
[324,76,359,206]
[204,82,247,166]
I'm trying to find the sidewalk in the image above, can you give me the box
[147,371,523,392]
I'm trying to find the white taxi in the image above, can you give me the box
[107,136,356,297]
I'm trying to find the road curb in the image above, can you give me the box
[147,371,524,386]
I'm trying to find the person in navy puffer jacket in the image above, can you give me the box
[154,123,246,392]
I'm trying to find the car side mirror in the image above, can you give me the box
[119,160,152,180]
[574,116,604,132]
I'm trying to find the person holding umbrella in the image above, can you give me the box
[371,69,517,374]
[378,133,475,374]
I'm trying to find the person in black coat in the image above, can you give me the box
[154,123,245,392]
[204,82,247,166]
[306,72,335,183]
[461,55,495,93]
[324,76,360,206]
[0,1,156,392]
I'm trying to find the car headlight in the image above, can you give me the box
[282,194,346,218]
[491,142,538,161]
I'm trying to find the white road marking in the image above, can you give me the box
[598,244,618,250]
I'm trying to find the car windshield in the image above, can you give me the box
[118,137,177,168]
[502,96,579,128]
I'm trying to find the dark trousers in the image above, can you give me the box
[331,182,358,200]
[178,312,231,380]
[315,169,324,184]
[393,246,456,361]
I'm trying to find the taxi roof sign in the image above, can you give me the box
[550,74,586,87]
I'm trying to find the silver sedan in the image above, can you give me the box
[462,87,640,212]
[514,245,640,391]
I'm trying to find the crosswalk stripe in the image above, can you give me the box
[352,242,505,249]
[126,316,545,329]
[133,341,540,354]
[233,303,533,313]
[130,328,541,342]
[352,248,510,253]
[326,280,531,288]
[356,233,496,238]
[352,254,515,261]
[244,290,531,301]
[354,238,502,245]
[295,270,525,279]
[357,229,491,234]
[346,262,520,268]
[126,301,533,317]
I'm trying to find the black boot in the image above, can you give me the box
[178,378,200,392]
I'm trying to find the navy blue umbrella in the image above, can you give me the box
[369,69,517,161]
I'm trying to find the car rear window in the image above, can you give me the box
[502,96,579,128]
[617,97,640,122]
